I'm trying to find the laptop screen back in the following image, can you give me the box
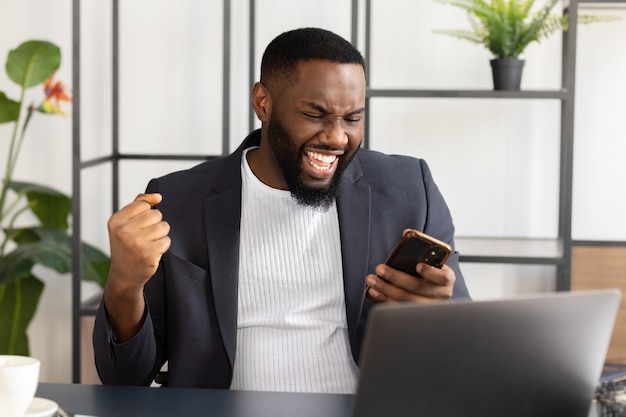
[352,289,620,417]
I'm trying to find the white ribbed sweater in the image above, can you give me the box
[229,149,359,393]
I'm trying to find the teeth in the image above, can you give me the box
[305,150,337,172]
[306,151,336,163]
[309,160,331,171]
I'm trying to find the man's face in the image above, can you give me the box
[265,60,366,209]
[266,114,355,209]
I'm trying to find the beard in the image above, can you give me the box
[267,116,357,211]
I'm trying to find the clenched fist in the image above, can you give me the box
[104,193,171,342]
[107,193,171,287]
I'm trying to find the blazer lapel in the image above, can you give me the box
[203,132,261,368]
[336,155,371,345]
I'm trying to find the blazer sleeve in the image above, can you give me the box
[92,296,162,386]
[92,178,168,386]
[418,159,470,300]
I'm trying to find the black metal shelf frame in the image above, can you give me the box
[70,0,361,384]
[361,0,584,291]
[71,0,622,382]
[70,0,233,384]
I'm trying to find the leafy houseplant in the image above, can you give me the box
[0,40,109,355]
[434,0,618,90]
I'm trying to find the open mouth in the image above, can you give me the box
[303,150,339,179]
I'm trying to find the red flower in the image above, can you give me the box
[44,75,71,104]
[36,75,72,114]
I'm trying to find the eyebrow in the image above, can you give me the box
[304,101,365,117]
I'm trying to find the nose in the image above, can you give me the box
[322,118,348,148]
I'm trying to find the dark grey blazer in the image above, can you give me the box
[93,129,470,388]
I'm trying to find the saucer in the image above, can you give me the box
[25,397,58,417]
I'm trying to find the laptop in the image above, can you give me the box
[351,289,621,417]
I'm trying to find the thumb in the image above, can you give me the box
[134,193,163,206]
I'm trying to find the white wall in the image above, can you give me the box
[573,5,626,241]
[0,1,75,383]
[0,0,624,382]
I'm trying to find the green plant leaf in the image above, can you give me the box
[6,40,61,89]
[9,181,70,229]
[432,0,618,58]
[5,227,39,244]
[0,249,35,283]
[0,240,71,285]
[0,275,44,355]
[0,92,20,124]
[517,0,560,52]
[10,227,109,288]
[82,241,111,288]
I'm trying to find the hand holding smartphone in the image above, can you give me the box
[365,229,452,303]
[384,229,452,277]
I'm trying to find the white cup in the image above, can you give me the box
[0,355,40,417]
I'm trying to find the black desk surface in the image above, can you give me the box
[37,383,354,417]
[37,382,604,417]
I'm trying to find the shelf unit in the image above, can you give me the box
[70,0,619,382]
[361,0,597,291]
[69,0,235,383]
[69,0,361,384]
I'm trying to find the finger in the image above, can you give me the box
[140,235,171,268]
[139,219,171,243]
[110,194,164,228]
[108,214,169,259]
[108,206,160,235]
[378,262,452,289]
[114,215,169,245]
[111,226,170,269]
[155,235,171,254]
[365,285,391,303]
[367,274,404,302]
[416,263,454,286]
[367,274,437,303]
[373,265,452,301]
[124,193,162,218]
[134,193,162,206]
[131,206,166,230]
[119,193,163,218]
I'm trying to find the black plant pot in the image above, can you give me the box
[490,58,525,91]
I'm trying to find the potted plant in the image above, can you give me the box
[0,40,110,355]
[433,0,618,90]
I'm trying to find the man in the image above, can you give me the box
[93,27,470,393]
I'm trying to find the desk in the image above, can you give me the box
[37,383,353,417]
[37,383,602,417]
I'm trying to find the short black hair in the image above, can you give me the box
[260,27,366,91]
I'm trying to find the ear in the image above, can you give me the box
[251,82,272,123]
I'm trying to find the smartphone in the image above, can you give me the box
[384,230,452,277]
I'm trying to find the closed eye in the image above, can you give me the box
[344,116,361,124]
